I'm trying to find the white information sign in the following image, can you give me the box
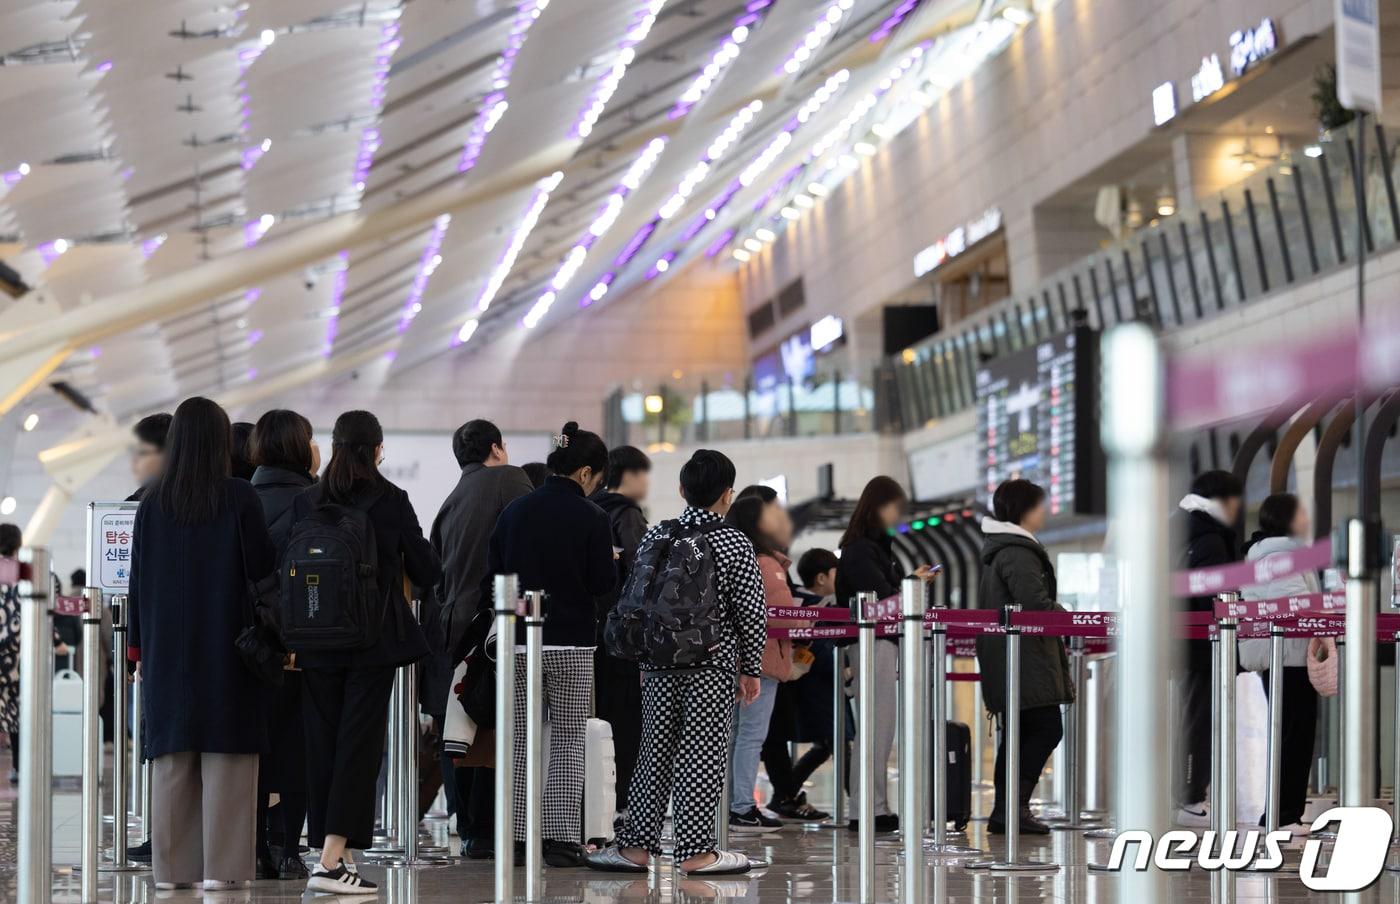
[1336,0,1383,113]
[87,502,138,596]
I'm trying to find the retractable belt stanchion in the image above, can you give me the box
[1264,623,1284,836]
[523,590,545,902]
[927,606,978,858]
[1048,636,1102,831]
[1215,599,1239,904]
[854,590,878,904]
[105,594,134,871]
[17,548,53,904]
[130,672,144,834]
[1210,633,1221,834]
[395,598,428,865]
[970,605,1055,873]
[80,586,102,903]
[831,645,846,827]
[1342,518,1378,814]
[899,579,926,904]
[493,575,519,903]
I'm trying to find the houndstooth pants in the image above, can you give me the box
[616,668,734,862]
[512,648,594,843]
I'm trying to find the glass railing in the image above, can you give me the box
[603,117,1400,445]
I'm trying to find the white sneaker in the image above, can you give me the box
[201,880,246,890]
[307,860,378,895]
[153,882,193,890]
[1174,803,1211,827]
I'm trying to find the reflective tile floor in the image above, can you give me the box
[3,773,1398,902]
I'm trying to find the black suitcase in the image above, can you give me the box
[935,721,973,831]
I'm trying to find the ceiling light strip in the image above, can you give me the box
[520,138,667,328]
[352,19,404,191]
[458,170,564,342]
[573,0,667,139]
[397,215,452,332]
[778,0,853,75]
[458,0,550,174]
[668,0,774,120]
[869,0,923,43]
[323,252,350,356]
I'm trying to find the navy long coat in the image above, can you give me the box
[129,478,276,759]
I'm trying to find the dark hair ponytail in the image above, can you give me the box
[323,410,384,503]
[544,421,607,479]
[1257,493,1300,539]
[156,396,232,525]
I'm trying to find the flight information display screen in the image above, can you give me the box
[974,327,1103,518]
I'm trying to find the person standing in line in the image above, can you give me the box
[976,479,1072,835]
[127,397,277,890]
[520,461,550,489]
[586,449,766,877]
[724,489,810,831]
[589,444,651,817]
[1238,493,1319,830]
[248,409,320,879]
[428,419,533,859]
[1172,469,1243,826]
[835,476,936,833]
[486,422,616,867]
[290,411,442,895]
[123,411,172,861]
[765,548,844,819]
[231,421,257,480]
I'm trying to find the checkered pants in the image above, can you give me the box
[512,648,594,843]
[617,669,734,862]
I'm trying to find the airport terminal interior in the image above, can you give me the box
[4,0,1400,901]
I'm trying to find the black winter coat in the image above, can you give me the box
[250,465,315,561]
[290,478,442,671]
[974,531,1073,713]
[129,478,276,759]
[1173,508,1241,671]
[486,476,617,647]
[589,490,648,628]
[835,533,902,645]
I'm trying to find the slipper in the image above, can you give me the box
[680,850,752,876]
[584,846,649,873]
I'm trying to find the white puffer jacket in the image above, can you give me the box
[1238,535,1320,670]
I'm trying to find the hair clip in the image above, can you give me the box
[551,433,570,449]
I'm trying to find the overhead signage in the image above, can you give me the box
[1229,17,1278,77]
[1152,81,1177,125]
[1335,0,1382,113]
[913,207,1002,278]
[86,501,139,597]
[810,314,844,352]
[1190,54,1225,102]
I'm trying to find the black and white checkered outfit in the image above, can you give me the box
[511,647,594,842]
[616,506,767,862]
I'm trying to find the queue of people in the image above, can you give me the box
[6,389,1218,892]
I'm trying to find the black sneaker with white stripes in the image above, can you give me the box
[307,860,377,895]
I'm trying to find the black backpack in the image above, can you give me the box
[280,492,382,652]
[604,519,727,667]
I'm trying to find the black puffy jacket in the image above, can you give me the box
[974,525,1073,714]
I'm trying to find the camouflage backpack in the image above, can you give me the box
[604,519,728,668]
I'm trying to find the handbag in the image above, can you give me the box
[233,496,287,687]
[1306,636,1338,697]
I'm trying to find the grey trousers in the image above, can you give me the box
[848,640,898,817]
[151,751,259,884]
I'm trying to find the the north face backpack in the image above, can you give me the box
[604,519,727,668]
[280,496,381,652]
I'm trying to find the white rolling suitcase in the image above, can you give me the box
[52,666,85,777]
[543,717,617,845]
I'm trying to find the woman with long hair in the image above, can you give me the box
[1239,493,1320,829]
[248,409,320,879]
[487,421,617,866]
[127,397,277,890]
[835,476,935,833]
[289,411,441,894]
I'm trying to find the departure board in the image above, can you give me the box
[974,327,1103,518]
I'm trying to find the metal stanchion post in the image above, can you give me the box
[854,591,877,904]
[130,673,143,831]
[972,680,986,791]
[1218,610,1238,904]
[1265,625,1285,835]
[523,590,545,902]
[831,646,846,826]
[1100,325,1170,903]
[928,606,978,858]
[1210,632,1221,833]
[17,548,53,904]
[971,606,1055,873]
[81,587,102,902]
[1343,518,1377,812]
[104,594,133,871]
[1049,636,1103,831]
[494,575,519,903]
[399,599,422,865]
[900,579,926,904]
